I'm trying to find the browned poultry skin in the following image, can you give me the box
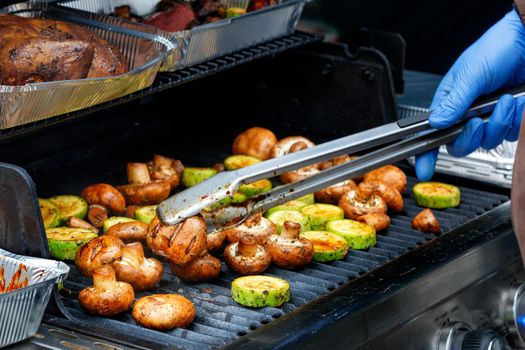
[412,209,441,234]
[170,253,221,282]
[357,180,404,212]
[356,213,391,232]
[0,15,127,85]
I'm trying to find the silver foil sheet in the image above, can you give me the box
[0,248,69,348]
[0,2,173,130]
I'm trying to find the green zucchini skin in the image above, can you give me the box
[135,205,157,224]
[182,167,217,187]
[49,195,88,221]
[326,219,377,250]
[267,210,310,234]
[413,182,461,209]
[300,231,348,262]
[224,155,261,170]
[300,204,344,231]
[238,179,272,198]
[39,198,61,229]
[46,228,98,260]
[231,276,290,308]
[103,216,138,232]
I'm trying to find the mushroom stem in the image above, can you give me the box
[127,163,151,184]
[288,141,308,153]
[281,221,301,239]
[244,213,262,227]
[237,236,258,257]
[153,154,174,169]
[93,266,117,291]
[121,242,145,265]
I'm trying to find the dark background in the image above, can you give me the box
[301,0,514,74]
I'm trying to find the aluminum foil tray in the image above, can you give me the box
[50,0,307,71]
[0,2,173,130]
[0,248,69,348]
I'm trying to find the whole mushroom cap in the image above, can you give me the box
[132,294,195,330]
[223,214,276,245]
[75,235,124,277]
[268,221,313,269]
[113,242,163,291]
[232,127,277,161]
[223,235,271,275]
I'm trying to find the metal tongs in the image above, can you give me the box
[157,84,525,231]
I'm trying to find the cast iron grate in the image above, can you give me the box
[55,177,508,349]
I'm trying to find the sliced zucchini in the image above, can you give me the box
[326,219,376,250]
[39,198,61,229]
[182,167,218,187]
[300,204,344,230]
[296,194,315,205]
[135,205,157,224]
[265,200,308,217]
[46,228,98,260]
[226,7,247,18]
[238,179,272,198]
[49,195,88,221]
[231,276,290,308]
[102,216,137,233]
[300,231,348,262]
[232,191,248,204]
[206,192,247,211]
[266,210,310,234]
[413,182,460,209]
[224,155,261,170]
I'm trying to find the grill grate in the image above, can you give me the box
[55,176,508,349]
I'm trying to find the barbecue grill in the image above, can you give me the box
[1,30,523,350]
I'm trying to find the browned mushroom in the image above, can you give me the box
[78,266,134,316]
[357,180,404,212]
[87,204,108,228]
[118,162,171,205]
[318,155,352,170]
[170,252,221,282]
[75,235,124,277]
[276,139,321,184]
[363,165,407,193]
[280,165,321,184]
[67,217,98,233]
[105,221,148,243]
[146,215,207,266]
[314,179,357,204]
[81,184,126,214]
[223,235,271,275]
[268,221,313,269]
[412,208,441,234]
[232,127,277,160]
[147,154,182,190]
[132,294,195,330]
[206,231,226,252]
[338,190,388,220]
[223,213,277,245]
[356,213,391,231]
[124,205,141,218]
[112,242,163,291]
[270,136,315,158]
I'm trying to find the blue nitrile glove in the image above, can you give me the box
[415,9,525,181]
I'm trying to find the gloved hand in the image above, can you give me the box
[415,9,525,181]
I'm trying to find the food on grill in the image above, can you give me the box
[412,208,441,234]
[231,275,290,308]
[363,165,407,193]
[112,242,163,291]
[280,165,321,184]
[413,182,461,209]
[46,228,98,260]
[266,209,310,234]
[113,5,142,22]
[170,252,221,282]
[66,217,98,233]
[224,213,276,245]
[356,213,390,232]
[318,155,352,170]
[0,15,128,85]
[118,163,171,205]
[102,216,137,233]
[224,235,271,275]
[132,294,195,330]
[75,235,124,277]
[270,136,315,159]
[39,198,61,229]
[135,205,157,224]
[326,219,377,250]
[79,266,134,316]
[297,193,315,205]
[233,127,277,160]
[182,167,218,187]
[300,203,344,230]
[268,221,313,269]
[124,205,141,219]
[144,3,197,32]
[299,231,349,262]
[238,179,272,197]
[338,190,387,220]
[105,221,148,243]
[81,183,126,214]
[147,215,207,265]
[49,195,88,221]
[357,180,404,213]
[265,199,308,217]
[248,0,279,12]
[224,155,261,170]
[147,154,183,190]
[226,7,246,18]
[87,204,109,228]
[315,180,357,204]
[207,231,226,252]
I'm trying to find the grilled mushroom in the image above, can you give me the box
[268,221,313,269]
[67,217,98,233]
[271,136,315,158]
[112,242,163,291]
[318,155,352,170]
[87,204,108,228]
[132,294,195,330]
[81,184,126,214]
[78,266,134,316]
[277,139,321,184]
[146,215,207,266]
[338,190,387,220]
[75,235,124,277]
[363,165,407,193]
[105,221,148,243]
[147,154,182,190]
[170,252,221,282]
[206,231,226,252]
[224,235,271,275]
[232,127,277,160]
[412,208,441,234]
[223,213,277,245]
[315,179,357,204]
[357,180,404,212]
[356,213,391,231]
[117,162,171,205]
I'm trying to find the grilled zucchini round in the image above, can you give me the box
[231,275,290,308]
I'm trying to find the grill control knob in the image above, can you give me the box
[437,322,471,350]
[503,283,525,346]
[461,330,504,350]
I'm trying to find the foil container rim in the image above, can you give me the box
[0,248,70,284]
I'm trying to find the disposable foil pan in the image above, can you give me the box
[0,248,69,348]
[0,2,173,130]
[51,0,307,71]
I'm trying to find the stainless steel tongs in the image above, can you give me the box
[157,84,525,231]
